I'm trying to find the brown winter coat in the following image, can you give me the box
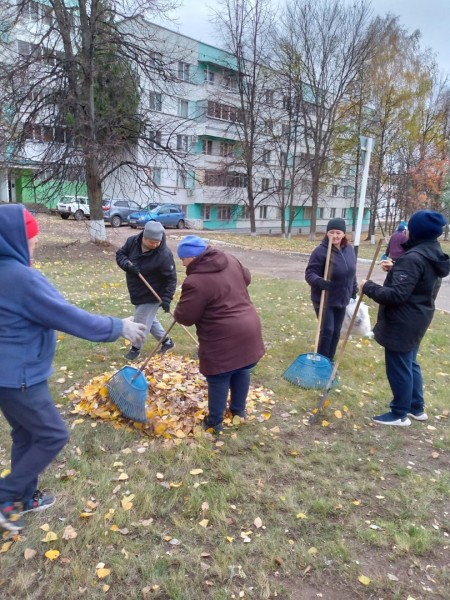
[174,247,265,376]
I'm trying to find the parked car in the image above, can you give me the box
[56,196,90,220]
[127,204,185,229]
[102,198,149,228]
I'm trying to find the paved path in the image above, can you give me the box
[165,235,450,313]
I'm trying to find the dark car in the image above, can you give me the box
[102,198,151,228]
[127,204,185,229]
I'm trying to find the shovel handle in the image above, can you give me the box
[137,273,198,346]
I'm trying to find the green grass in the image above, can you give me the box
[1,226,449,599]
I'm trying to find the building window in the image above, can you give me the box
[341,208,346,218]
[261,178,270,192]
[331,184,338,196]
[301,180,312,195]
[259,206,268,219]
[241,204,250,219]
[220,142,233,157]
[149,92,162,112]
[178,61,190,81]
[177,135,189,152]
[202,139,213,155]
[264,120,273,135]
[177,170,186,188]
[217,205,231,220]
[318,207,324,218]
[149,51,163,69]
[207,101,244,123]
[178,99,189,118]
[265,90,274,105]
[280,151,287,167]
[153,167,162,186]
[204,67,215,84]
[281,123,290,136]
[201,205,211,220]
[149,130,162,149]
[224,76,238,91]
[329,207,336,218]
[262,150,271,164]
[303,207,312,219]
[343,186,355,198]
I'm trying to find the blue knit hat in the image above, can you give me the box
[396,223,406,232]
[177,235,207,259]
[407,210,447,241]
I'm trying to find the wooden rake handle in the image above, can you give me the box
[314,236,333,353]
[131,318,178,382]
[138,273,198,347]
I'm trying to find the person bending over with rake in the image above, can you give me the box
[0,205,146,533]
[116,221,176,361]
[360,210,449,427]
[305,218,358,361]
[174,236,265,434]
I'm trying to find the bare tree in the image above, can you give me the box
[212,0,275,234]
[0,0,197,242]
[275,0,376,239]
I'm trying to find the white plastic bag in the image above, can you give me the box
[340,297,373,338]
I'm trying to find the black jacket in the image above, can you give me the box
[363,239,450,352]
[116,232,176,306]
[305,237,357,308]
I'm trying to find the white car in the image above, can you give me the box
[57,196,90,220]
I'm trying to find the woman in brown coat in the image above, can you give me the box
[174,236,265,433]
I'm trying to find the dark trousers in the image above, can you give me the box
[205,363,256,427]
[0,382,69,504]
[385,347,424,417]
[314,305,346,361]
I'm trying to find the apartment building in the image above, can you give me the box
[0,11,366,232]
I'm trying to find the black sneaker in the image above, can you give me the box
[158,337,175,354]
[125,346,140,360]
[21,490,56,514]
[0,501,25,532]
[372,412,411,427]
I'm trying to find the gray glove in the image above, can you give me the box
[121,318,146,348]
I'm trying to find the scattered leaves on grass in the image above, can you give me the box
[358,575,371,585]
[41,531,58,543]
[24,548,37,559]
[45,549,60,561]
[71,354,274,440]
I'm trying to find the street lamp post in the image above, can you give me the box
[353,136,373,258]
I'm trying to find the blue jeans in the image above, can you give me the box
[205,363,256,427]
[385,347,425,417]
[0,382,69,504]
[313,305,346,361]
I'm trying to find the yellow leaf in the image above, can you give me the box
[40,523,50,531]
[174,430,186,438]
[79,512,95,518]
[358,575,371,586]
[0,541,13,553]
[169,481,183,488]
[352,500,361,506]
[110,524,119,532]
[261,411,271,420]
[198,519,209,528]
[0,468,11,478]
[296,513,308,519]
[190,468,203,475]
[102,584,110,592]
[308,547,318,555]
[117,472,129,481]
[45,549,60,561]
[226,536,234,543]
[96,568,111,579]
[41,531,58,543]
[321,420,330,427]
[334,410,342,419]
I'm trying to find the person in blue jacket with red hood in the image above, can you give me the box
[0,204,146,533]
[360,210,450,426]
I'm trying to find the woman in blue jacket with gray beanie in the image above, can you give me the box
[305,218,357,361]
[0,204,146,533]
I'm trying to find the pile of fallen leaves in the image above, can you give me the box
[70,353,275,439]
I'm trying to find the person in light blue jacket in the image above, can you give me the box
[0,204,146,533]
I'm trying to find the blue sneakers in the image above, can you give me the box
[21,490,56,514]
[407,411,428,422]
[372,412,411,427]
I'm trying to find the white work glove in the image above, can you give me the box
[121,317,146,348]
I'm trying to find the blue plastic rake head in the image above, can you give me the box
[283,352,335,390]
[106,366,149,423]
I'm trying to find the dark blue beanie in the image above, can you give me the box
[407,210,447,241]
[177,235,207,259]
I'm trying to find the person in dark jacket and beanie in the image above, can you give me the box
[305,218,358,361]
[360,210,450,427]
[0,204,146,533]
[116,221,177,360]
[174,235,265,434]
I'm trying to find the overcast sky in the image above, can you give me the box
[164,0,450,76]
